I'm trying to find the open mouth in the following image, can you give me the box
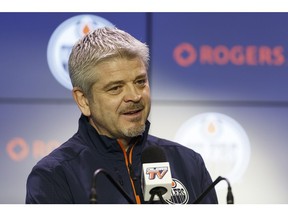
[123,109,142,115]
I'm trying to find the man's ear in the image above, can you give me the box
[72,87,91,116]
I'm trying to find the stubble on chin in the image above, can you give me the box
[124,124,146,137]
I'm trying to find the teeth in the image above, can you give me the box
[127,110,138,114]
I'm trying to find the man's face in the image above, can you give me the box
[86,57,151,139]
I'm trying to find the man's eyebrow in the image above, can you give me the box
[135,73,148,80]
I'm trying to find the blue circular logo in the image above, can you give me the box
[47,14,114,90]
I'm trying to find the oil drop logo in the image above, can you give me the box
[174,112,250,187]
[47,14,114,90]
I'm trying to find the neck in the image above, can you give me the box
[117,138,132,151]
[117,139,131,151]
[118,136,140,151]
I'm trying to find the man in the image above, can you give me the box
[25,27,218,204]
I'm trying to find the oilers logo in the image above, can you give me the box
[47,14,114,90]
[174,113,251,190]
[165,178,189,204]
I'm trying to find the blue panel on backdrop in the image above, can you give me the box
[150,13,288,102]
[0,12,147,99]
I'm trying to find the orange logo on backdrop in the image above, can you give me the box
[5,137,60,162]
[174,43,285,67]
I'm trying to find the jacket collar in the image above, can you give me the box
[77,114,150,158]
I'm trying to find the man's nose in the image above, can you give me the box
[123,85,142,102]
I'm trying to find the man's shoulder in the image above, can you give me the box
[147,134,201,159]
[33,133,87,170]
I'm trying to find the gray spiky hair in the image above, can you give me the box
[68,26,149,95]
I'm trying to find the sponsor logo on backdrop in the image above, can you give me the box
[47,14,114,90]
[173,43,285,67]
[174,112,250,188]
[165,178,189,204]
[3,137,61,162]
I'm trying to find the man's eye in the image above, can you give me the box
[108,86,122,94]
[110,86,119,91]
[136,79,147,86]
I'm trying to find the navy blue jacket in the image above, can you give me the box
[26,115,218,204]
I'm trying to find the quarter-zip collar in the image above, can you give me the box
[77,113,150,161]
